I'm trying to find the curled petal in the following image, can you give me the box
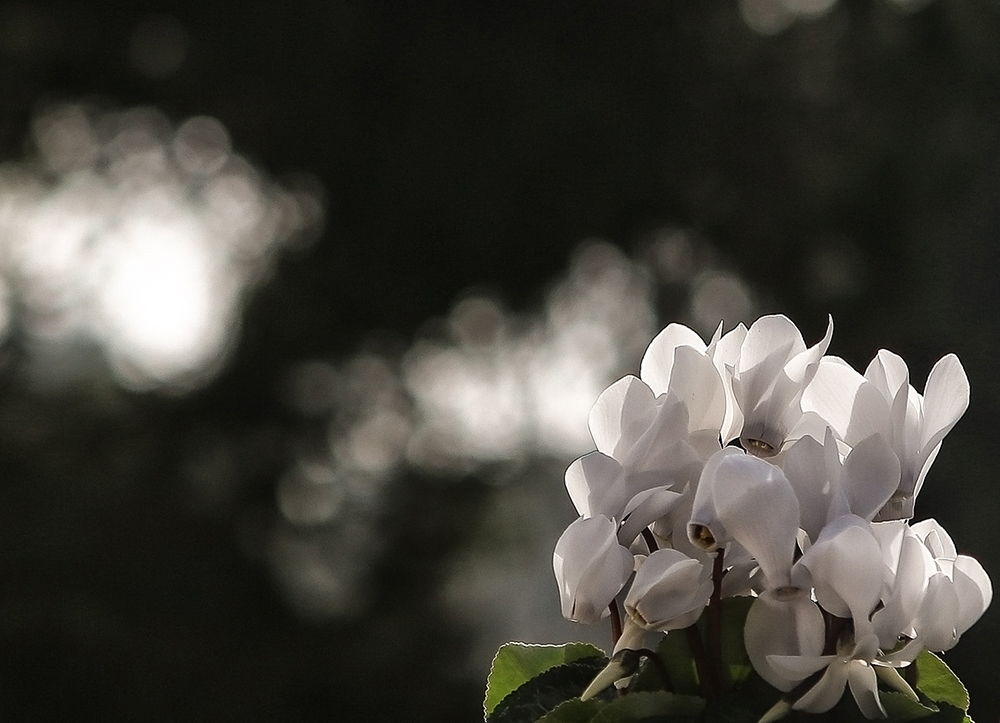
[797,516,884,635]
[553,515,634,623]
[745,588,826,691]
[708,323,747,444]
[618,487,684,548]
[690,449,799,587]
[565,451,625,519]
[920,354,969,452]
[588,375,657,459]
[624,548,712,631]
[793,661,851,714]
[847,661,886,719]
[639,323,708,395]
[954,555,992,636]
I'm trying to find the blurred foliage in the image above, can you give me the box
[2,1,1000,721]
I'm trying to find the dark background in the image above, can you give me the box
[1,1,999,720]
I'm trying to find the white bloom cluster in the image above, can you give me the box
[553,315,991,718]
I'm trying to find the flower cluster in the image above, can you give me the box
[553,315,991,718]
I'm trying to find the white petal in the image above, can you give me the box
[848,661,886,719]
[953,555,992,636]
[872,529,933,648]
[864,350,910,407]
[793,661,850,713]
[622,394,694,474]
[553,515,634,623]
[840,434,901,521]
[919,353,969,451]
[687,447,744,551]
[708,324,747,444]
[911,518,957,559]
[914,572,961,651]
[618,487,684,547]
[704,452,800,586]
[780,433,833,544]
[667,345,727,435]
[800,356,866,439]
[799,516,884,632]
[588,375,657,458]
[639,323,707,395]
[783,315,834,385]
[802,357,892,446]
[565,451,625,518]
[739,315,805,373]
[745,589,826,691]
[768,653,835,680]
[625,548,711,631]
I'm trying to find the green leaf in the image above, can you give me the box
[914,651,970,713]
[629,632,701,697]
[716,596,754,687]
[703,675,782,723]
[487,657,611,723]
[879,691,937,722]
[535,697,608,723]
[485,642,609,715]
[588,691,705,723]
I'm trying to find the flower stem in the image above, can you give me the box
[822,610,848,655]
[609,600,623,648]
[686,624,718,700]
[708,549,725,687]
[641,528,659,553]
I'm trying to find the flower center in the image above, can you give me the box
[690,524,716,550]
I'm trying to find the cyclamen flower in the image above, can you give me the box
[721,314,833,456]
[624,548,712,631]
[551,313,988,720]
[553,515,634,623]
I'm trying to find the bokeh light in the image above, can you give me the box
[268,231,759,671]
[0,102,323,390]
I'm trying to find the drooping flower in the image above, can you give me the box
[688,448,799,588]
[906,519,993,653]
[624,548,713,632]
[553,515,634,623]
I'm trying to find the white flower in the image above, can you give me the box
[781,427,899,543]
[639,322,729,445]
[624,548,713,631]
[724,315,833,456]
[793,515,885,640]
[688,448,799,588]
[567,376,707,524]
[744,586,826,691]
[906,519,993,652]
[869,521,934,651]
[553,515,634,623]
[742,514,890,700]
[771,632,889,719]
[865,351,969,520]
